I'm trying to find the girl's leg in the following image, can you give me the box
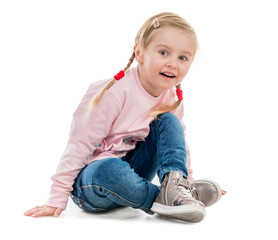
[124,113,206,223]
[71,157,160,214]
[124,112,188,182]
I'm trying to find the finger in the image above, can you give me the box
[31,209,54,218]
[24,206,45,216]
[54,208,63,217]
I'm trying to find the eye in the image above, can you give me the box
[159,50,168,56]
[179,56,187,61]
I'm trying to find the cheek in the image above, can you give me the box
[144,57,161,72]
[181,68,189,77]
[150,57,164,70]
[179,64,191,77]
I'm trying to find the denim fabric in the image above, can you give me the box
[71,112,188,214]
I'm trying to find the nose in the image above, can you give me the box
[166,57,177,69]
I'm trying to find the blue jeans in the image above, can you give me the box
[70,113,188,214]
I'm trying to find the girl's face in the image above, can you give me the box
[136,27,196,97]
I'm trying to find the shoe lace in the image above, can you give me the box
[178,186,191,195]
[177,183,193,198]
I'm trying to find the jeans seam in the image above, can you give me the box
[157,119,171,179]
[156,115,188,180]
[70,194,108,212]
[78,185,149,210]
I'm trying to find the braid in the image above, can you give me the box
[90,50,135,109]
[151,84,182,118]
[124,50,135,71]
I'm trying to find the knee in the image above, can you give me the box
[157,112,181,126]
[81,158,129,186]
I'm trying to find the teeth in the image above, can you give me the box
[165,73,174,76]
[162,72,175,77]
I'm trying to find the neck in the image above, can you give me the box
[137,66,164,97]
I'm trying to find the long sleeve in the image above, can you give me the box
[46,88,121,209]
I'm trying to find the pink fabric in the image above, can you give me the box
[46,67,193,209]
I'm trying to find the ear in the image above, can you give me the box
[134,43,143,63]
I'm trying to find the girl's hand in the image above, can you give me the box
[24,205,63,218]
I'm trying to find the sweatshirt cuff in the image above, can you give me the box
[46,192,69,210]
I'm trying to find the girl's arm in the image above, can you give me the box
[47,90,121,209]
[25,85,121,217]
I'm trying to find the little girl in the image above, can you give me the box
[25,12,224,223]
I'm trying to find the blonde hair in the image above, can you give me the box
[91,12,198,118]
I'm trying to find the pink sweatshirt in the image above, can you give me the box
[47,67,193,209]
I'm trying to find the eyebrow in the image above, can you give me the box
[156,44,192,56]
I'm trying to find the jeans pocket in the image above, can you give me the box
[70,194,107,213]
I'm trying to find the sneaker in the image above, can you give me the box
[151,171,206,223]
[191,179,222,207]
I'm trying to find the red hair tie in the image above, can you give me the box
[114,70,125,80]
[176,89,183,101]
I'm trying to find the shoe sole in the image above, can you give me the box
[192,179,222,207]
[151,202,206,223]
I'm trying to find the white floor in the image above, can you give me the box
[3,174,277,240]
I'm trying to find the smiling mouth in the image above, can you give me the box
[160,72,176,78]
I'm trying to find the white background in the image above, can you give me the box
[1,0,277,239]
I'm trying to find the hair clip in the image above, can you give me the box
[153,17,160,29]
[176,89,183,101]
[114,70,125,80]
